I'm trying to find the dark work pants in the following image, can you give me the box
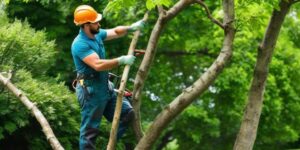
[76,82,133,150]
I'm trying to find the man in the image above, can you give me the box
[71,5,144,150]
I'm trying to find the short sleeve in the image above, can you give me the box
[72,41,95,60]
[97,29,107,41]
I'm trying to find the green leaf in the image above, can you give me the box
[161,0,172,7]
[4,122,17,134]
[146,0,156,10]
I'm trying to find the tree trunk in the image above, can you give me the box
[0,72,64,150]
[233,1,293,149]
[131,0,194,141]
[134,0,235,149]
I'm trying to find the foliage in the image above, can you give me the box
[5,0,83,84]
[0,11,79,149]
[0,19,56,76]
[103,0,172,14]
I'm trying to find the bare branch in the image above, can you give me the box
[157,5,165,15]
[163,0,194,21]
[134,0,235,149]
[107,12,149,150]
[132,0,195,142]
[0,72,64,150]
[195,0,225,29]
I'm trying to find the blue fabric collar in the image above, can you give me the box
[79,28,92,40]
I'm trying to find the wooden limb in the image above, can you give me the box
[164,0,194,21]
[157,5,165,15]
[0,72,64,150]
[195,0,225,29]
[106,12,149,150]
[134,0,235,149]
[131,0,195,143]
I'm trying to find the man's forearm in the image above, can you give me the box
[94,59,119,71]
[105,20,145,40]
[105,26,130,40]
[115,26,130,36]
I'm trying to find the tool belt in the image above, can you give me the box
[76,73,99,80]
[72,73,99,89]
[72,72,100,100]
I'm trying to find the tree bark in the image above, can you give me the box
[106,12,149,150]
[233,1,293,150]
[131,0,194,141]
[0,72,64,150]
[195,0,224,29]
[134,0,235,149]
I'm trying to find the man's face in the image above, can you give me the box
[88,21,101,34]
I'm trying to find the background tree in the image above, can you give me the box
[234,0,300,149]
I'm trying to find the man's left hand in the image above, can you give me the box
[128,20,145,32]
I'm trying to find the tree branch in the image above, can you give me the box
[134,0,235,149]
[107,12,149,150]
[0,72,64,150]
[163,0,195,21]
[195,0,225,29]
[132,0,194,143]
[157,5,165,15]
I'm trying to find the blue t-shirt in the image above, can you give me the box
[72,28,112,99]
[71,28,107,75]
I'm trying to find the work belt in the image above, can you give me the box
[72,72,115,99]
[76,73,99,80]
[72,73,99,96]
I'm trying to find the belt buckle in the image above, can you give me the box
[79,79,84,86]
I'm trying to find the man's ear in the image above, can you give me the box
[81,23,89,29]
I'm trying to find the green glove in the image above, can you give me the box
[128,20,145,32]
[117,55,136,65]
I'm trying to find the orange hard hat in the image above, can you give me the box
[74,5,102,26]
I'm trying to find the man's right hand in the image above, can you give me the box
[117,55,136,65]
